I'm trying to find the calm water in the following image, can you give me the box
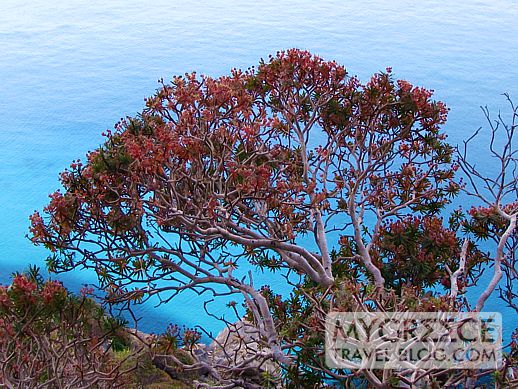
[0,0,517,337]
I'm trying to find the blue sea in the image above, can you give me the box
[0,0,516,339]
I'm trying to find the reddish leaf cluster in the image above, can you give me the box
[362,216,487,290]
[0,273,134,387]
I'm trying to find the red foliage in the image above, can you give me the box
[26,49,517,388]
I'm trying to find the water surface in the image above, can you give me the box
[0,0,517,336]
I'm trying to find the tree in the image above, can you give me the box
[30,49,516,388]
[0,268,138,388]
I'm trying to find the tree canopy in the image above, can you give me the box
[29,49,517,388]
